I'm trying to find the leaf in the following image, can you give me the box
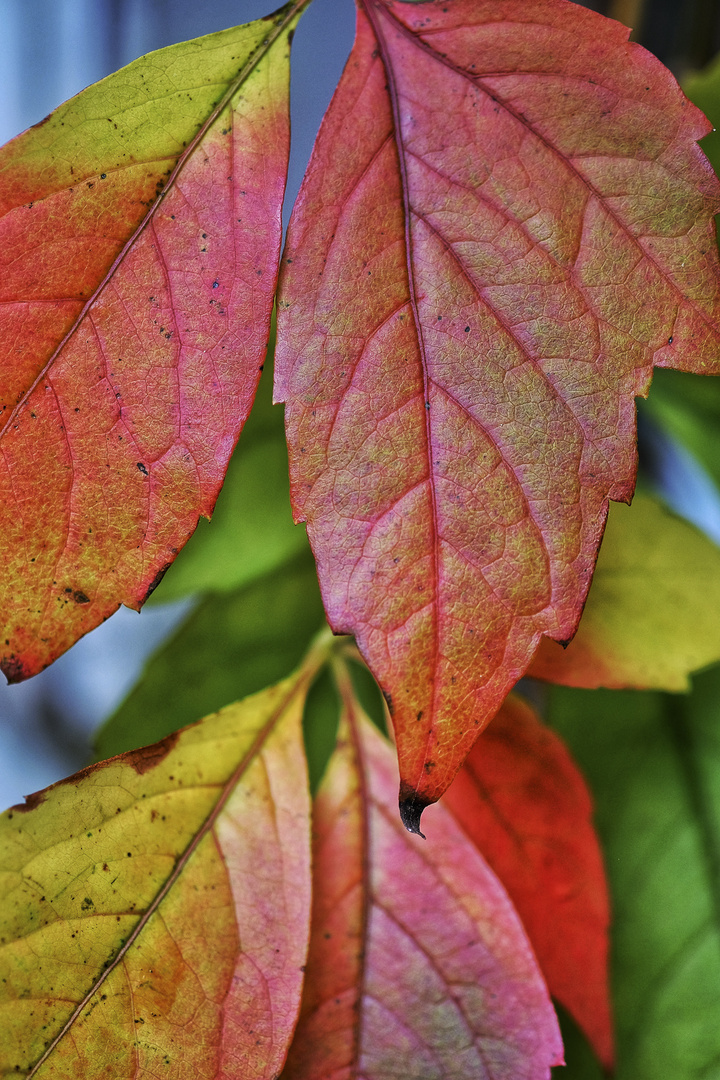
[95,549,326,759]
[149,339,309,603]
[529,492,720,690]
[0,3,304,682]
[282,661,563,1080]
[0,661,319,1077]
[548,673,720,1080]
[274,0,720,823]
[443,693,613,1070]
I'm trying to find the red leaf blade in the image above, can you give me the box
[275,0,720,814]
[282,669,563,1079]
[0,7,301,680]
[444,693,613,1069]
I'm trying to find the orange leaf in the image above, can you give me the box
[0,666,317,1077]
[274,0,720,823]
[282,663,563,1079]
[0,4,303,681]
[444,693,613,1069]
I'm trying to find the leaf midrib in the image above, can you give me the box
[360,0,443,789]
[25,668,312,1078]
[379,0,718,340]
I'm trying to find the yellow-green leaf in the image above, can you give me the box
[0,666,316,1078]
[529,493,720,690]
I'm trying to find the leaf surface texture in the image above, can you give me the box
[0,670,313,1078]
[282,664,563,1080]
[0,5,301,680]
[275,0,720,813]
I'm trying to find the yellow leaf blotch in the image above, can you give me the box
[0,672,312,1079]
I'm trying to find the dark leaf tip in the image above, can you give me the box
[399,783,430,838]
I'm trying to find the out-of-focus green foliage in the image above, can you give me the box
[641,63,720,499]
[96,551,326,758]
[547,669,720,1080]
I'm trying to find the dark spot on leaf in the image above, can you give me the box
[81,897,94,911]
[73,591,90,605]
[137,462,149,476]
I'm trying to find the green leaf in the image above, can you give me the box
[551,1005,604,1080]
[547,672,720,1080]
[530,493,720,690]
[95,550,326,759]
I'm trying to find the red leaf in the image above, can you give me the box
[444,693,613,1069]
[274,0,720,819]
[0,7,302,681]
[282,665,563,1080]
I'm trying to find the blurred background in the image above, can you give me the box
[2,0,720,807]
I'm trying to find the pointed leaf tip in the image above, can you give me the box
[398,784,429,837]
